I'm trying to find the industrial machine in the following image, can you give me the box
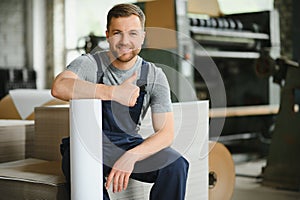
[260,55,300,191]
[189,8,281,152]
[190,10,281,106]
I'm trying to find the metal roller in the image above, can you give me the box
[227,18,236,29]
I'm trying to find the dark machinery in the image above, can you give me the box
[190,10,280,107]
[257,53,300,191]
[0,69,36,100]
[76,33,108,54]
[189,10,281,154]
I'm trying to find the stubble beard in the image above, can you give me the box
[111,47,140,63]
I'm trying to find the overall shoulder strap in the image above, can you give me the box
[91,53,103,83]
[137,60,149,91]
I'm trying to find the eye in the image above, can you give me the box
[129,31,139,37]
[113,31,121,36]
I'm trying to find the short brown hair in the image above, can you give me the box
[106,3,145,30]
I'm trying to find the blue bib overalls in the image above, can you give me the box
[60,54,189,200]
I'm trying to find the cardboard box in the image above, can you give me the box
[188,0,222,17]
[0,120,34,163]
[34,105,70,161]
[0,95,21,119]
[0,105,69,200]
[144,0,177,49]
[0,93,68,120]
[0,158,68,200]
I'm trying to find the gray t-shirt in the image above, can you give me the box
[66,51,172,123]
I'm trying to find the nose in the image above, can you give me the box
[120,32,130,44]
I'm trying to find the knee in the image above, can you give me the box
[177,156,189,170]
[169,156,189,175]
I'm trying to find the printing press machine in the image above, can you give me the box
[188,9,281,152]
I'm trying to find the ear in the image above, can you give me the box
[105,30,109,39]
[141,31,146,44]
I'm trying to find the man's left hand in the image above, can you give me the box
[105,151,138,193]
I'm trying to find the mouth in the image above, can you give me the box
[117,45,134,54]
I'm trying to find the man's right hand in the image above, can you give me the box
[111,72,140,107]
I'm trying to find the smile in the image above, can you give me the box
[118,47,132,54]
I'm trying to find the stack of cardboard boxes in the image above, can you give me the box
[0,105,70,200]
[0,93,69,200]
[0,120,34,163]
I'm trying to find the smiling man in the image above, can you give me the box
[51,3,189,200]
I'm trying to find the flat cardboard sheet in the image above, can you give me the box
[0,91,68,120]
[9,89,54,120]
[0,158,65,185]
[0,159,69,200]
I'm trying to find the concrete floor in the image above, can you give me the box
[231,156,300,200]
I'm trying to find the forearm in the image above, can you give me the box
[128,112,175,162]
[51,76,113,101]
[129,131,174,162]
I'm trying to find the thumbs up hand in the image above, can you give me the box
[112,72,140,107]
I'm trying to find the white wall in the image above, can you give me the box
[0,0,26,69]
[32,0,47,89]
[218,0,274,14]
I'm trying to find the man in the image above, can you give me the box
[51,3,189,200]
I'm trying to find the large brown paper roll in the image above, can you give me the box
[209,141,235,200]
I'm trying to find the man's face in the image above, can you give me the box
[106,15,145,63]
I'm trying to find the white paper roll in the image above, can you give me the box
[70,99,103,200]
